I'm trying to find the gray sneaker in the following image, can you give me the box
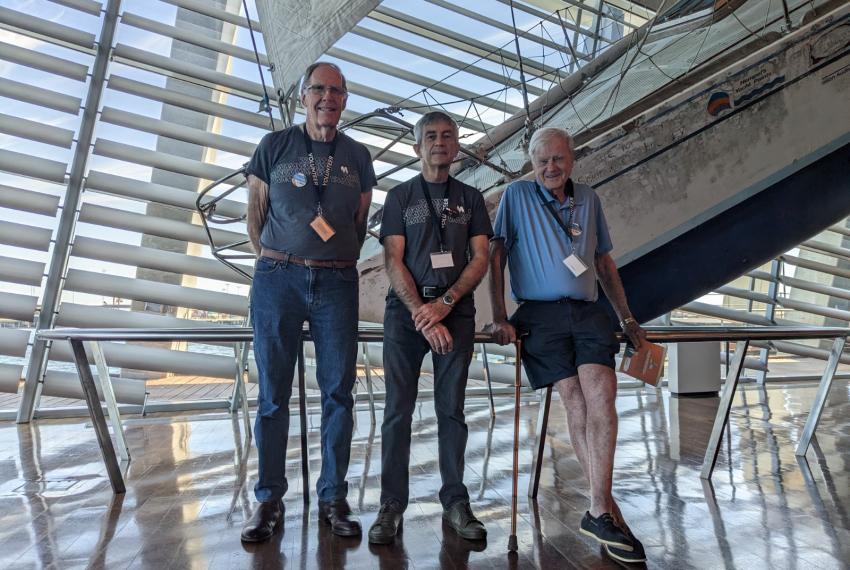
[442,501,487,541]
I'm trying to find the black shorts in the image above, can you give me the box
[509,299,620,390]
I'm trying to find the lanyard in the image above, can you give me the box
[533,180,575,246]
[302,126,338,216]
[418,174,454,253]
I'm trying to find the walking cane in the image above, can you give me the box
[508,338,522,552]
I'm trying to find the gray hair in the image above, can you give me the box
[300,62,347,93]
[413,111,459,144]
[528,127,574,157]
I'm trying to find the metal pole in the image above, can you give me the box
[480,343,496,420]
[362,342,376,426]
[508,339,522,553]
[796,337,846,456]
[89,341,130,462]
[17,0,123,423]
[528,385,552,499]
[69,340,125,493]
[297,340,310,504]
[700,340,750,480]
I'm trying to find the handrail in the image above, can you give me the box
[36,325,850,343]
[37,323,849,497]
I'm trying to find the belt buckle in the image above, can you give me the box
[422,286,438,299]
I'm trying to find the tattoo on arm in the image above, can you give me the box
[383,235,424,312]
[489,239,509,321]
[246,174,269,255]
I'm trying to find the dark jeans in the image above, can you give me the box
[380,294,475,510]
[251,256,359,503]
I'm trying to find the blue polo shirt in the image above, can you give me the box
[492,179,613,302]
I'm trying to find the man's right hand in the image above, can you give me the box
[423,323,453,355]
[489,319,517,345]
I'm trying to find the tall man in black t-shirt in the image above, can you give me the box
[240,62,376,542]
[369,112,493,544]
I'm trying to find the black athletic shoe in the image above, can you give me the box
[604,532,646,564]
[580,511,633,551]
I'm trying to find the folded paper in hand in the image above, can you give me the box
[619,341,666,385]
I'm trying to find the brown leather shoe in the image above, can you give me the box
[241,500,283,542]
[319,499,362,537]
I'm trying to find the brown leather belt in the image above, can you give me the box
[260,248,357,269]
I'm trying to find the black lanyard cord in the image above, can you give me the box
[302,126,338,215]
[419,175,455,253]
[534,181,575,246]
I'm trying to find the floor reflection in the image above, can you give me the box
[1,379,849,568]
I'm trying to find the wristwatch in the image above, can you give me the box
[441,293,455,307]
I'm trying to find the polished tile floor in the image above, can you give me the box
[1,380,849,569]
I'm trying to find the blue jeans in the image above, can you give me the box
[251,256,359,503]
[380,294,475,510]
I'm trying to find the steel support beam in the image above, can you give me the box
[700,340,749,480]
[796,337,846,456]
[426,0,591,62]
[371,6,564,83]
[350,25,547,96]
[17,0,122,423]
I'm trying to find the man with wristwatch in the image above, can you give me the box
[488,127,648,563]
[370,111,492,544]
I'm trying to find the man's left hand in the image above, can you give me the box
[624,320,647,349]
[413,300,451,331]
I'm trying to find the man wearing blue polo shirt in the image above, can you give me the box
[488,127,647,563]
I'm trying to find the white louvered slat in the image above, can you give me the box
[0,112,75,148]
[85,171,245,218]
[0,185,61,216]
[64,269,248,316]
[71,236,252,283]
[0,149,67,183]
[0,221,52,251]
[0,77,82,115]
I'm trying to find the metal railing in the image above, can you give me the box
[36,325,849,495]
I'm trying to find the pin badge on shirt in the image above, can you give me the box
[569,222,582,237]
[292,172,307,187]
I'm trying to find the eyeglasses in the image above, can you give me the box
[304,84,347,97]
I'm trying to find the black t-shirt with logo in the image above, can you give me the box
[379,175,493,288]
[246,125,376,261]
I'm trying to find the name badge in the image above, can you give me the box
[563,253,587,277]
[310,215,336,242]
[430,251,454,269]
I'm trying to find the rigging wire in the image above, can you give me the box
[242,0,276,131]
[509,0,533,126]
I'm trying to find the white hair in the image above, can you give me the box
[528,127,574,157]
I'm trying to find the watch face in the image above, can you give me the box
[442,294,455,306]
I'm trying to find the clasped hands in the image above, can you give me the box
[412,300,453,354]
